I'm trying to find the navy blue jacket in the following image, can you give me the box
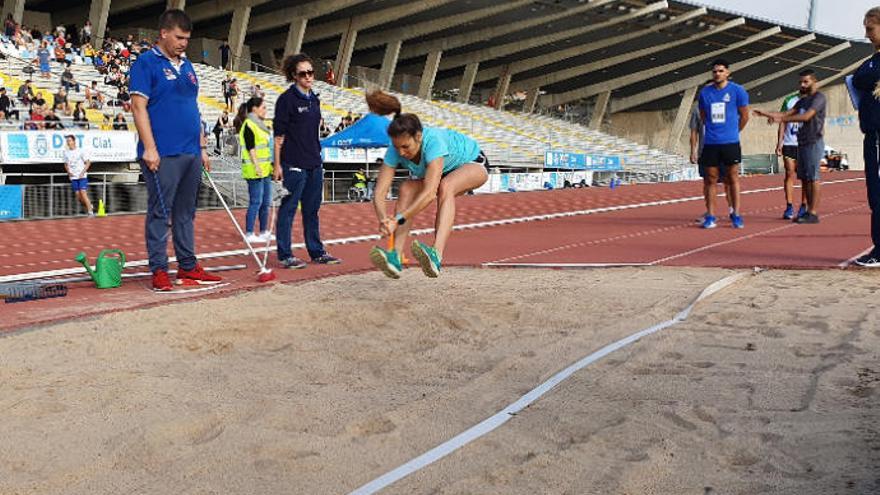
[852,52,880,134]
[274,85,322,169]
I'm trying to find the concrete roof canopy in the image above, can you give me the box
[19,0,871,113]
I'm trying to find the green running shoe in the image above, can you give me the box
[369,246,402,279]
[411,240,441,278]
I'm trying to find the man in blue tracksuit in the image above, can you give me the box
[272,53,340,268]
[852,7,880,267]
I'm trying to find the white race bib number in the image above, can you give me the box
[711,102,726,124]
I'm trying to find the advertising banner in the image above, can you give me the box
[0,131,138,164]
[322,147,387,164]
[0,185,23,220]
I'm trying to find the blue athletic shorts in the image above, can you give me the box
[71,177,89,192]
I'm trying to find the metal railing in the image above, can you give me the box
[0,169,414,220]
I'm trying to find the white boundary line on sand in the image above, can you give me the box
[0,178,863,284]
[349,271,751,495]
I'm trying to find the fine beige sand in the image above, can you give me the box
[0,267,878,494]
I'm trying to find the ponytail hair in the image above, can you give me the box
[366,89,422,138]
[233,97,263,133]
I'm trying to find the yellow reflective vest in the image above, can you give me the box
[239,117,273,179]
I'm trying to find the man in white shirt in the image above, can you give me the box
[63,135,94,217]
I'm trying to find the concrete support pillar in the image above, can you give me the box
[260,48,278,70]
[666,86,699,153]
[524,87,539,114]
[89,0,111,48]
[283,18,308,60]
[378,39,402,90]
[335,19,358,87]
[227,5,252,71]
[417,50,442,100]
[457,62,479,103]
[2,0,25,23]
[589,91,611,130]
[167,0,186,10]
[493,65,512,110]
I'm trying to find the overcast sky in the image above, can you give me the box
[690,0,875,41]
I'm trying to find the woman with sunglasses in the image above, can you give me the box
[367,90,489,279]
[271,53,340,269]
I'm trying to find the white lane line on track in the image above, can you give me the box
[839,246,874,268]
[0,178,864,284]
[486,181,865,266]
[348,271,751,495]
[649,204,863,266]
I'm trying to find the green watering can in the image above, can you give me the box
[74,249,126,289]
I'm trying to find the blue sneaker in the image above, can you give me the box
[782,204,794,220]
[730,213,744,229]
[794,204,807,223]
[411,240,442,278]
[701,214,717,229]
[369,247,402,279]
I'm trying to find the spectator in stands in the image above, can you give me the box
[334,114,352,133]
[366,90,489,279]
[324,61,335,85]
[53,42,65,63]
[0,87,19,121]
[130,8,220,291]
[4,14,14,38]
[235,97,274,243]
[85,81,104,109]
[17,80,34,106]
[224,78,238,113]
[82,41,95,60]
[61,63,79,92]
[81,20,92,44]
[54,87,71,115]
[63,135,94,216]
[219,41,230,70]
[35,40,51,79]
[72,101,88,128]
[112,112,128,130]
[116,85,131,111]
[31,91,46,111]
[212,110,230,153]
[105,66,123,88]
[319,118,331,139]
[272,52,340,268]
[251,83,264,99]
[25,108,43,129]
[44,108,63,129]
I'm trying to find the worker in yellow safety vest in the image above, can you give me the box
[235,96,275,243]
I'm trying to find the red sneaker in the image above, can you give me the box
[152,269,173,291]
[177,264,223,284]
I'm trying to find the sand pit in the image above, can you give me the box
[0,267,878,494]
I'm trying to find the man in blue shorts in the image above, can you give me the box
[63,135,94,217]
[755,69,827,224]
[698,59,750,229]
[130,9,221,291]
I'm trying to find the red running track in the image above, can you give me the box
[0,172,872,333]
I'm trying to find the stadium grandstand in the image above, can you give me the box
[0,0,872,219]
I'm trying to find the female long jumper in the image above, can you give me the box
[367,91,489,278]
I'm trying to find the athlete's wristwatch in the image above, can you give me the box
[395,213,406,225]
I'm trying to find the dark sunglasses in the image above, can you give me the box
[297,70,315,78]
